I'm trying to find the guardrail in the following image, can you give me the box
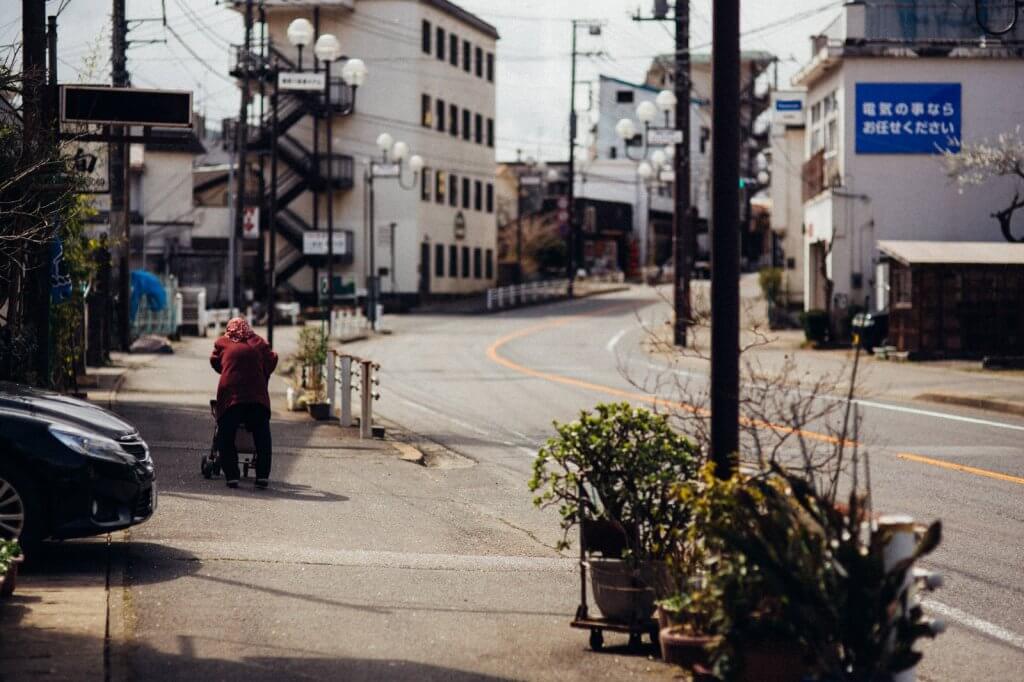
[326,349,380,439]
[486,279,568,311]
[330,308,373,338]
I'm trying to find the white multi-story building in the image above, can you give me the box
[793,1,1024,315]
[767,89,807,306]
[239,0,499,307]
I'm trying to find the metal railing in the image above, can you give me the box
[486,279,568,311]
[330,308,372,338]
[326,350,380,439]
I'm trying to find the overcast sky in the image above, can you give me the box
[0,0,844,161]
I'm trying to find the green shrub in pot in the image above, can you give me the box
[528,402,700,562]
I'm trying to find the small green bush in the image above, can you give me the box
[529,402,700,560]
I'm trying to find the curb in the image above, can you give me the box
[915,393,1024,419]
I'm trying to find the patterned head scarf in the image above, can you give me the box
[225,317,255,343]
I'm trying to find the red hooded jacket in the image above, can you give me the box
[210,335,278,420]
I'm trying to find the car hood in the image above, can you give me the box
[0,381,137,440]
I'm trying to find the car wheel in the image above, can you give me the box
[0,464,42,550]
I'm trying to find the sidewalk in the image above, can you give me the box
[1,330,675,681]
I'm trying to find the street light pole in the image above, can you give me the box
[710,0,741,476]
[267,53,279,348]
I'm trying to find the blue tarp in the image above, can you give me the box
[130,270,167,321]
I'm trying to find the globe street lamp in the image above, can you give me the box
[267,19,367,345]
[364,133,423,329]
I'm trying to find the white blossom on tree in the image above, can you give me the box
[943,127,1024,243]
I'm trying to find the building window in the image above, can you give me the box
[474,180,482,211]
[461,246,470,278]
[449,244,458,277]
[449,33,458,66]
[616,90,634,103]
[463,40,471,72]
[810,89,838,155]
[486,52,494,82]
[609,146,618,159]
[462,177,470,209]
[474,113,483,144]
[486,182,494,213]
[436,27,446,61]
[436,98,446,132]
[485,249,494,279]
[449,103,458,137]
[475,46,483,77]
[421,168,432,201]
[486,118,494,148]
[462,109,471,141]
[421,94,432,128]
[450,173,458,206]
[422,20,431,54]
[435,243,444,277]
[473,248,482,279]
[435,170,446,204]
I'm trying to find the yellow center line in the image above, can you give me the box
[485,302,1024,487]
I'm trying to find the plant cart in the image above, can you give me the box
[569,511,660,651]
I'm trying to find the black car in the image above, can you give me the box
[0,383,156,548]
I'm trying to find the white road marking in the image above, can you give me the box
[924,599,1024,651]
[392,395,492,437]
[606,328,629,353]
[639,361,1024,433]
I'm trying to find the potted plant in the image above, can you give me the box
[671,462,943,681]
[0,540,23,599]
[297,326,330,420]
[529,402,700,623]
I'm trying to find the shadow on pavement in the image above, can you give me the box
[2,625,517,681]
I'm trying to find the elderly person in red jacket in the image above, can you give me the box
[210,317,278,489]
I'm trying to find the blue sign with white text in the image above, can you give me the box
[855,83,961,154]
[775,100,802,112]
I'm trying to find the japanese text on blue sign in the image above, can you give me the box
[855,83,961,154]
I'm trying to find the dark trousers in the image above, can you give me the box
[217,403,272,481]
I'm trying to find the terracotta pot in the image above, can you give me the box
[307,402,330,421]
[659,626,713,669]
[588,558,668,623]
[736,639,807,682]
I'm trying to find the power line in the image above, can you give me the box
[164,23,234,85]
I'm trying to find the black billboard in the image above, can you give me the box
[61,86,192,128]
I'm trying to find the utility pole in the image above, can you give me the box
[109,0,131,350]
[232,0,254,314]
[566,20,603,297]
[633,1,692,347]
[22,0,48,382]
[710,0,741,476]
[267,48,279,348]
[672,0,692,347]
[566,21,579,298]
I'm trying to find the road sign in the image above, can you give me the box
[60,85,192,128]
[646,128,683,146]
[242,206,260,240]
[303,231,352,255]
[557,196,569,210]
[520,175,542,186]
[278,71,326,92]
[69,141,109,193]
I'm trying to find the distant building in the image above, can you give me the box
[767,89,807,306]
[792,1,1024,320]
[229,0,499,308]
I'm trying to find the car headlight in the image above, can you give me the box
[49,425,135,465]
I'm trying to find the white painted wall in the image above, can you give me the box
[800,55,1024,312]
[264,0,497,297]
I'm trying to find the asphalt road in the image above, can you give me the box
[347,284,1024,681]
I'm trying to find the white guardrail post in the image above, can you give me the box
[327,349,337,412]
[339,355,353,427]
[360,359,373,439]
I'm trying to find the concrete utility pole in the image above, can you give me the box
[710,0,741,476]
[672,0,692,347]
[22,0,48,381]
[110,0,131,350]
[566,21,580,298]
[232,0,255,313]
